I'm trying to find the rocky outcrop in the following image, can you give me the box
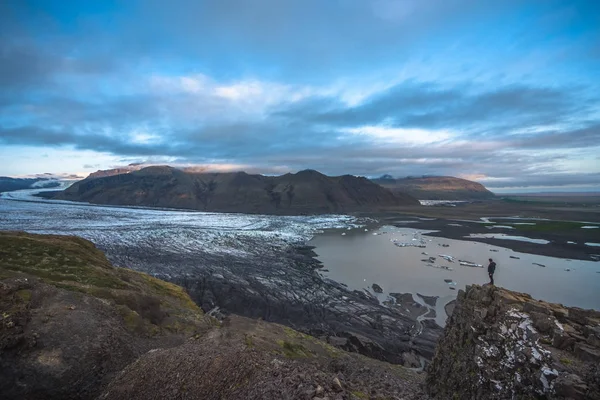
[427,284,600,399]
[53,166,420,214]
[0,232,214,399]
[373,175,494,200]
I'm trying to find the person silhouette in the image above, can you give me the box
[488,258,497,285]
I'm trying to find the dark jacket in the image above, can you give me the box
[488,261,496,274]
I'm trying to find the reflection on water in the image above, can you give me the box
[310,226,600,320]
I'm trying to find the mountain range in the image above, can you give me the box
[371,175,495,200]
[52,166,419,214]
[0,177,61,193]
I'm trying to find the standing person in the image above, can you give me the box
[488,258,497,285]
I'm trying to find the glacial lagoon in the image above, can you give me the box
[311,225,600,320]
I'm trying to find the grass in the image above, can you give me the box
[16,289,32,302]
[0,232,127,289]
[276,339,313,358]
[283,326,341,358]
[511,221,594,232]
[351,390,369,399]
[0,231,210,336]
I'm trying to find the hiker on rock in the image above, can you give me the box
[488,258,496,285]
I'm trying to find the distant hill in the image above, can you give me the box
[53,166,419,214]
[371,175,495,200]
[0,177,61,193]
[87,163,148,179]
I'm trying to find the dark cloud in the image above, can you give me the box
[485,172,600,190]
[510,124,600,149]
[275,82,590,133]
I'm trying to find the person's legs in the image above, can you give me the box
[489,272,494,285]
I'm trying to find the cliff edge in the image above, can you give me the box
[427,285,600,399]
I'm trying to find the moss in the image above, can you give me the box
[0,270,16,280]
[244,334,254,348]
[0,233,127,289]
[16,289,32,302]
[560,357,572,365]
[282,325,340,357]
[130,271,201,313]
[117,305,147,334]
[276,340,312,358]
[351,390,368,399]
[513,221,595,233]
[388,363,413,379]
[539,337,552,345]
[1,232,210,337]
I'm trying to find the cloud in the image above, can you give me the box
[1,77,599,192]
[275,82,593,133]
[0,0,599,191]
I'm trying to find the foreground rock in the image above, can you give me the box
[101,315,428,400]
[427,284,600,399]
[0,232,427,399]
[52,165,419,214]
[0,232,214,399]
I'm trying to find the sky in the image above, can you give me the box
[1,0,599,193]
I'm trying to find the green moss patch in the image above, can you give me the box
[0,232,209,337]
[277,340,313,358]
[513,221,597,233]
[0,232,126,289]
[15,289,32,302]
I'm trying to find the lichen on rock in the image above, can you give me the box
[426,284,600,399]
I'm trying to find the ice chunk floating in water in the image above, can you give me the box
[466,233,550,245]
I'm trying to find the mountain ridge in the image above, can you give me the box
[372,175,495,200]
[52,165,420,214]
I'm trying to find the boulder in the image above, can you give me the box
[554,374,588,400]
[426,285,600,399]
[574,343,600,362]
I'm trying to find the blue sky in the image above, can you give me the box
[1,0,599,192]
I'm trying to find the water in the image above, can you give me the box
[310,226,600,313]
[419,200,467,206]
[466,233,550,244]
